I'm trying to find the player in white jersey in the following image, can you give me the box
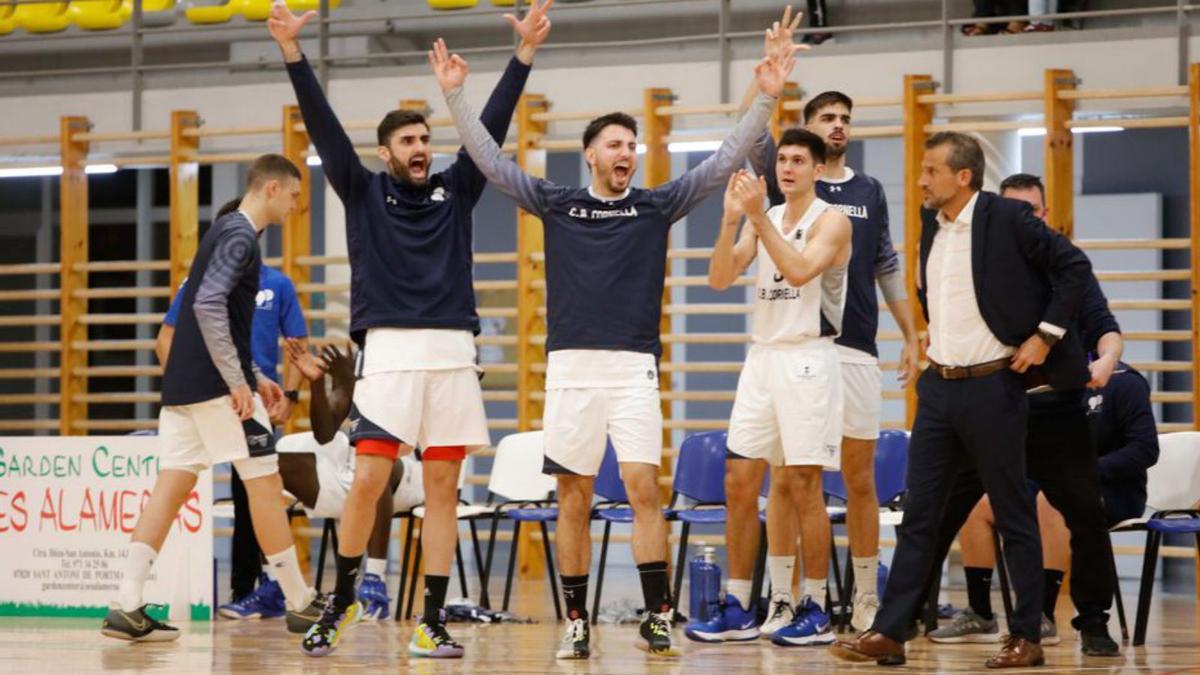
[691,128,850,648]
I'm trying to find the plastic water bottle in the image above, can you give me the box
[688,546,721,623]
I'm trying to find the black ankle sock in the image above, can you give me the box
[964,566,994,620]
[561,574,590,620]
[333,553,362,609]
[423,575,450,625]
[1043,569,1065,620]
[636,561,671,614]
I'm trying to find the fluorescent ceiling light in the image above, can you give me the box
[0,163,119,178]
[668,140,723,153]
[306,155,322,166]
[1019,125,1125,137]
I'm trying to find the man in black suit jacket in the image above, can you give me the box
[832,132,1092,669]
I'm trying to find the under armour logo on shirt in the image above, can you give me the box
[828,185,842,192]
[431,187,448,202]
[385,195,398,206]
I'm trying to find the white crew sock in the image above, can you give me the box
[117,541,157,612]
[802,578,826,606]
[852,554,879,599]
[366,557,388,578]
[261,562,277,582]
[266,546,314,611]
[725,578,753,609]
[767,555,795,600]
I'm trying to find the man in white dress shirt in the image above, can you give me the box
[831,132,1093,669]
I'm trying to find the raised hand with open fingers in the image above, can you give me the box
[428,38,470,92]
[267,1,315,46]
[506,0,554,55]
[763,4,809,63]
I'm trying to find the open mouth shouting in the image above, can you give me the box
[611,163,631,182]
[408,154,429,180]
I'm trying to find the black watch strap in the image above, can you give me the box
[284,389,300,403]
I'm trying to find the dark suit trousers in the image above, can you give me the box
[230,467,264,600]
[923,401,1114,627]
[872,368,1044,642]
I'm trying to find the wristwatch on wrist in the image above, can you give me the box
[1036,329,1060,347]
[284,389,300,403]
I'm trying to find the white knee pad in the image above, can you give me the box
[232,453,280,481]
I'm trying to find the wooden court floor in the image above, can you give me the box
[1,592,1197,674]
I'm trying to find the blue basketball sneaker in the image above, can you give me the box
[356,573,390,621]
[770,596,835,647]
[684,595,760,643]
[218,574,286,620]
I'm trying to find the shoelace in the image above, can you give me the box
[426,622,460,647]
[769,599,791,621]
[562,619,586,644]
[649,613,672,637]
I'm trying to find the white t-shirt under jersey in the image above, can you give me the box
[751,198,849,346]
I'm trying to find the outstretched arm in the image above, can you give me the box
[745,5,805,207]
[654,48,797,223]
[432,40,552,217]
[269,2,369,202]
[447,0,553,199]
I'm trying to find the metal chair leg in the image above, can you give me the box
[502,521,521,612]
[671,521,691,610]
[1132,530,1161,646]
[396,516,416,621]
[315,519,333,592]
[839,550,855,632]
[480,512,501,609]
[993,530,1015,620]
[405,537,423,621]
[828,530,844,613]
[748,521,768,616]
[592,520,612,626]
[540,520,563,621]
[1111,544,1128,642]
[469,518,486,592]
[455,538,469,598]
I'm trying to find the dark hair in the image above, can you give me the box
[999,173,1045,202]
[777,128,827,165]
[582,112,638,150]
[803,91,854,125]
[216,197,242,220]
[925,131,985,190]
[377,109,429,147]
[246,153,301,190]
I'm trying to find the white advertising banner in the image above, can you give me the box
[0,436,212,620]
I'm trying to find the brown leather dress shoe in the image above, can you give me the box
[829,630,906,666]
[986,635,1045,668]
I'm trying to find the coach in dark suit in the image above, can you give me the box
[831,132,1092,669]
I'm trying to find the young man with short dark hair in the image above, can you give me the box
[697,127,851,648]
[102,154,326,642]
[269,0,554,658]
[431,34,797,659]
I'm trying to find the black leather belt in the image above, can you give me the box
[928,357,1010,380]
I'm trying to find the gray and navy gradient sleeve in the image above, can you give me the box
[193,222,259,390]
[442,57,531,203]
[651,92,776,223]
[873,185,905,302]
[748,131,785,206]
[445,85,554,217]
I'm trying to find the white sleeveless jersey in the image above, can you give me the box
[750,198,849,345]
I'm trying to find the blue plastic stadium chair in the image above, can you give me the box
[668,431,732,607]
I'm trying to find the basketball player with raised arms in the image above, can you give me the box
[430,34,797,659]
[268,0,554,658]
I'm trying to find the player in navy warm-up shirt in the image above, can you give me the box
[269,0,553,659]
[433,33,796,659]
[159,200,310,618]
[747,87,922,634]
[103,155,324,644]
